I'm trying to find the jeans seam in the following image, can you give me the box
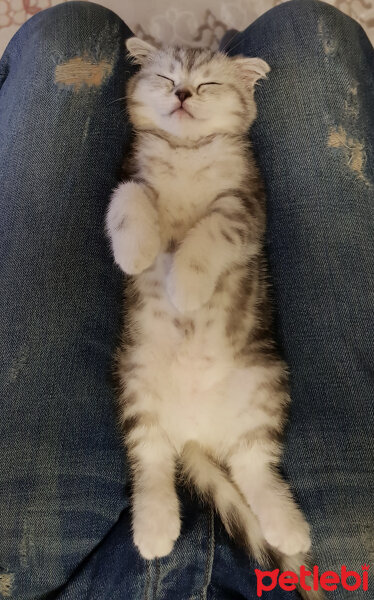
[142,559,151,600]
[198,508,215,600]
[152,558,161,600]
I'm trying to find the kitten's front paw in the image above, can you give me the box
[106,182,161,275]
[112,226,160,275]
[133,505,181,560]
[261,510,311,556]
[167,255,215,312]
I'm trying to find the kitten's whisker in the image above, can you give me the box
[222,35,245,57]
[108,96,127,105]
[219,30,242,55]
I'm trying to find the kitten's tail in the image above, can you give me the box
[180,440,268,565]
[278,554,326,600]
[180,441,325,600]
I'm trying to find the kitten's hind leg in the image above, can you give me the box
[125,415,180,559]
[228,436,311,556]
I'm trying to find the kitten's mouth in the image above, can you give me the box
[170,106,194,118]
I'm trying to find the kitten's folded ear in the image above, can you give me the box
[126,37,157,65]
[233,56,270,87]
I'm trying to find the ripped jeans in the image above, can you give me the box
[0,1,373,598]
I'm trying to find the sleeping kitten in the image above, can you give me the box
[107,37,321,599]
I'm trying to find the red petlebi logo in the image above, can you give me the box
[255,564,370,596]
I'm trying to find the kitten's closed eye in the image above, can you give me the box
[197,82,222,93]
[157,74,175,85]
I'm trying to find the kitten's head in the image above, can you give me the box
[125,38,270,140]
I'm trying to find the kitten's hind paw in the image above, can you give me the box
[133,506,181,560]
[261,510,311,556]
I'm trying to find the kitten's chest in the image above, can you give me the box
[139,138,245,238]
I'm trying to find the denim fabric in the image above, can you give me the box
[0,1,373,598]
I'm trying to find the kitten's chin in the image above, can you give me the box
[130,105,250,140]
[131,110,248,140]
[155,114,238,141]
[130,109,202,139]
[162,120,212,140]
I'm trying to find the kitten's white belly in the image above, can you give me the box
[135,345,270,453]
[129,258,270,453]
[139,347,238,449]
[131,331,233,444]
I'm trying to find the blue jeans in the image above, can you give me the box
[0,1,373,598]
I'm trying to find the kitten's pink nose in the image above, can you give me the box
[175,89,192,103]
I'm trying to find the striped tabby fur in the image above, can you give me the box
[106,38,323,600]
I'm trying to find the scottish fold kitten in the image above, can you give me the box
[107,37,321,599]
